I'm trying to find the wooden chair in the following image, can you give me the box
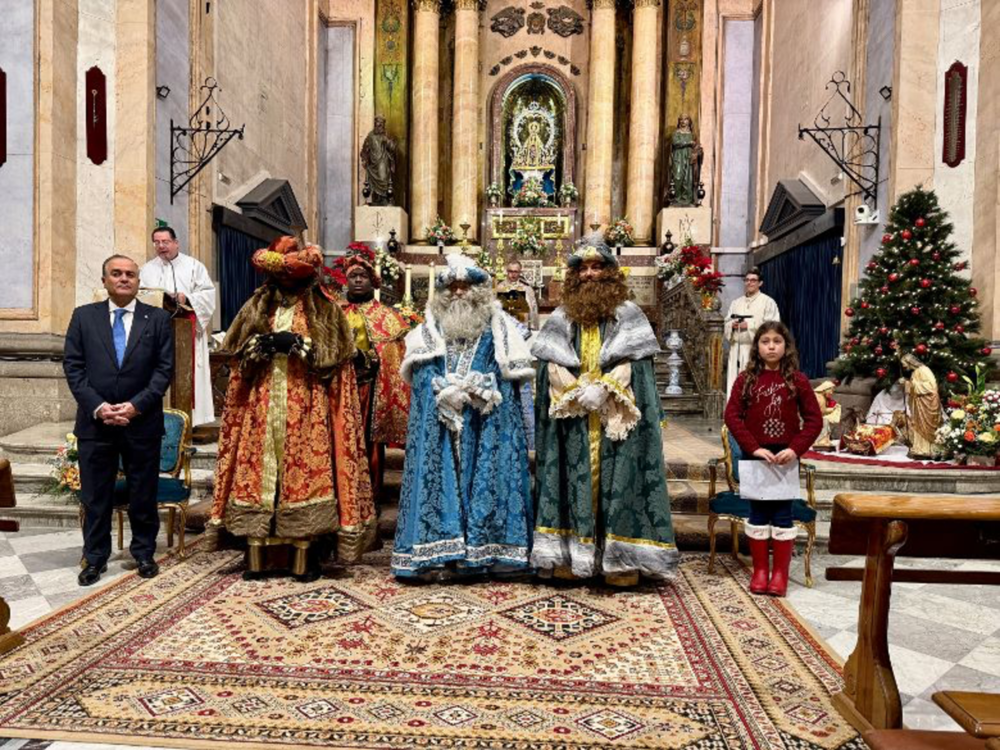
[78,408,196,557]
[862,690,1000,749]
[707,425,818,586]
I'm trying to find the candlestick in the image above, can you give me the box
[374,258,382,301]
[404,265,412,299]
[428,263,436,302]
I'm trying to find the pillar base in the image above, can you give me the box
[355,206,409,245]
[656,205,713,247]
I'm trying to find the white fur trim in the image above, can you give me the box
[771,525,799,541]
[743,522,771,540]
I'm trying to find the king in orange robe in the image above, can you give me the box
[209,236,375,579]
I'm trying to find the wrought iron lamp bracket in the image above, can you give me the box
[798,71,880,209]
[170,78,245,203]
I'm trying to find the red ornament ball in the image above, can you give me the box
[845,344,854,353]
[950,305,962,314]
[880,286,890,294]
[888,273,900,282]
[955,324,965,333]
[911,306,921,315]
[983,347,993,356]
[915,217,926,228]
[881,234,892,245]
[875,346,884,355]
[909,258,920,267]
[851,337,860,346]
[934,321,945,330]
[915,343,928,355]
[860,301,870,309]
[867,261,878,271]
[879,326,890,335]
[970,287,978,297]
[845,307,855,317]
[946,371,959,383]
[920,279,932,288]
[876,367,888,379]
[932,252,941,260]
[902,229,913,241]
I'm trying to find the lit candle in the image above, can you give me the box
[428,263,435,301]
[404,264,412,299]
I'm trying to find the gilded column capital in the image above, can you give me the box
[412,0,441,13]
[454,0,482,11]
[633,0,660,8]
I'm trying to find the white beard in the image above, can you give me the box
[433,285,494,342]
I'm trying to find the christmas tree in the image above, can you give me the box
[831,186,991,398]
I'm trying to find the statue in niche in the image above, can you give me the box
[667,114,704,207]
[509,102,558,200]
[361,116,396,206]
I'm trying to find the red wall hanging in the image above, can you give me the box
[85,66,107,165]
[942,61,967,169]
[1,68,7,168]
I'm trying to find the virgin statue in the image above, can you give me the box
[668,115,703,207]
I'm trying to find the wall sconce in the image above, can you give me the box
[156,85,171,100]
[879,85,892,101]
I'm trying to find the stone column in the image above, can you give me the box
[450,0,480,240]
[410,0,441,242]
[624,0,660,244]
[583,0,616,231]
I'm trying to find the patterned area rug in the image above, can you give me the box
[0,549,865,749]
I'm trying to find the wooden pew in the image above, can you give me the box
[826,493,1000,733]
[0,458,25,654]
[863,690,1000,749]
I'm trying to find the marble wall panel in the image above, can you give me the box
[933,0,980,268]
[153,0,190,256]
[718,19,753,248]
[0,0,36,310]
[320,24,356,254]
[75,0,117,305]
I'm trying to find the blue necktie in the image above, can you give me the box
[113,308,127,367]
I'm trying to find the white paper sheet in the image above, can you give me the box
[737,459,802,500]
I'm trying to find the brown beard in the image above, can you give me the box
[562,267,631,326]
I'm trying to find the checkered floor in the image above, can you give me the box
[2,525,999,749]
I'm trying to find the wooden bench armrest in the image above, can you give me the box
[933,691,1000,738]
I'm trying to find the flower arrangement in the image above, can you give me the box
[486,182,503,207]
[510,216,547,257]
[604,217,635,248]
[44,433,81,496]
[476,247,507,280]
[427,216,456,245]
[374,246,402,283]
[393,299,424,330]
[558,182,578,206]
[657,243,724,294]
[936,365,1000,461]
[512,178,550,208]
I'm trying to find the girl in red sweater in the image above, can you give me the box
[724,321,822,597]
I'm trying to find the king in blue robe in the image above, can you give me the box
[392,255,536,579]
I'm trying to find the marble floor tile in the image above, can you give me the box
[30,567,86,597]
[885,643,956,697]
[0,538,15,557]
[900,696,962,732]
[822,629,858,661]
[0,574,40,602]
[883,609,986,663]
[784,587,861,630]
[958,635,1000,678]
[920,663,1000,697]
[933,583,1000,611]
[0,555,29,578]
[7,594,54,630]
[8,530,85,556]
[894,590,1000,636]
[954,559,1000,573]
[20,547,86,574]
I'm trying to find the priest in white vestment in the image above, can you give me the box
[723,267,780,397]
[140,226,218,426]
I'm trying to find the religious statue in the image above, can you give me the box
[667,115,704,207]
[812,380,841,450]
[900,352,942,458]
[361,116,396,206]
[509,103,558,199]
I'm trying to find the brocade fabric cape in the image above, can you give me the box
[211,284,376,562]
[531,302,679,580]
[391,303,535,578]
[341,298,411,445]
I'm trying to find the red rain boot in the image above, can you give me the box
[744,523,770,594]
[767,527,797,597]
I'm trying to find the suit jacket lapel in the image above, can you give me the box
[121,301,150,368]
[95,303,120,370]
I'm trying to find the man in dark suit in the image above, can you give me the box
[64,255,174,586]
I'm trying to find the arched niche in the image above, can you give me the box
[488,64,578,201]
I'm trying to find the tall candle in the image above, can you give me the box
[404,265,412,299]
[374,259,381,301]
[428,263,436,301]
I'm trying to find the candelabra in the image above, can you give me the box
[664,329,684,396]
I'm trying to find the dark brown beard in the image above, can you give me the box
[562,268,631,326]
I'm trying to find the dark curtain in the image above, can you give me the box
[218,226,265,330]
[759,232,842,378]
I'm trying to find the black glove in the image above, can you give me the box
[258,331,301,356]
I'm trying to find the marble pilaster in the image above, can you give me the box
[583,0,616,231]
[624,0,661,244]
[410,0,441,242]
[972,0,999,339]
[450,0,480,239]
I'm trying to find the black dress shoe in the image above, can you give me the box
[136,559,159,579]
[78,563,108,587]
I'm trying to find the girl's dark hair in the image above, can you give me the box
[741,320,800,403]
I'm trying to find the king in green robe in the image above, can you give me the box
[531,236,678,585]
